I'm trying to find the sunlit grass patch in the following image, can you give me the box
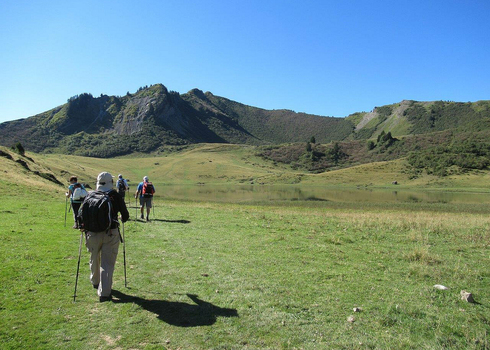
[405,245,442,265]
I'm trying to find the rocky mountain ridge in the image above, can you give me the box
[0,83,488,158]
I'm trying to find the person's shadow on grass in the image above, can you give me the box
[111,290,238,327]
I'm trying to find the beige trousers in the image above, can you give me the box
[85,228,120,297]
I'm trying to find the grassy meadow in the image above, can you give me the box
[17,143,490,190]
[1,145,490,349]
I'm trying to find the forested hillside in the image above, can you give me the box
[0,83,488,176]
[0,84,355,157]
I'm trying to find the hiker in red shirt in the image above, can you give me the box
[135,176,155,221]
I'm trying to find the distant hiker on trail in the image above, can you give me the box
[116,174,129,201]
[66,176,87,229]
[135,176,155,221]
[79,172,129,302]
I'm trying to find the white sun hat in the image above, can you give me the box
[96,172,114,192]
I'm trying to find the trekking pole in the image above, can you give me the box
[122,222,127,288]
[73,231,84,302]
[64,196,68,227]
[135,196,138,220]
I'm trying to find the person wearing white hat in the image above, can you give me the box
[116,174,129,201]
[135,175,155,221]
[84,172,130,302]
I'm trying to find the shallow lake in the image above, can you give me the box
[151,184,490,207]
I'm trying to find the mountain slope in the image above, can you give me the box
[0,83,489,159]
[0,84,354,157]
[348,99,490,140]
[201,92,353,144]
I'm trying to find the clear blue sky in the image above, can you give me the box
[1,0,489,123]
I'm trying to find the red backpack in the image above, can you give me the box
[142,182,155,198]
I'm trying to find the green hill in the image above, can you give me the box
[0,84,355,157]
[0,84,489,178]
[348,99,490,140]
[202,92,353,144]
[3,143,490,193]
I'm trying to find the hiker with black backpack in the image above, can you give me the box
[78,172,129,302]
[66,176,87,229]
[135,176,155,221]
[116,174,129,202]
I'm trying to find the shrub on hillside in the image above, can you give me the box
[12,142,25,155]
[407,138,490,176]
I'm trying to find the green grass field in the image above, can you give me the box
[1,145,489,349]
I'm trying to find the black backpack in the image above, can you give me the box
[117,179,126,193]
[77,190,116,232]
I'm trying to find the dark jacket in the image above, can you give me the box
[108,189,130,228]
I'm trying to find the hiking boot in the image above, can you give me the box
[99,295,112,302]
[146,216,150,222]
[72,224,79,229]
[140,214,144,220]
